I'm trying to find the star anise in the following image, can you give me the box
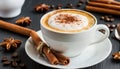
[0,37,22,51]
[16,17,31,27]
[112,51,120,60]
[34,3,49,12]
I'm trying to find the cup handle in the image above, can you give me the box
[91,24,110,45]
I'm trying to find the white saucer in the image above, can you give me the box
[25,30,112,69]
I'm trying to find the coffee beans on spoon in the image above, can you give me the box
[110,24,116,28]
[105,24,117,28]
[105,23,117,33]
[117,23,120,36]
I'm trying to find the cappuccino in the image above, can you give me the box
[40,9,109,57]
[41,9,95,33]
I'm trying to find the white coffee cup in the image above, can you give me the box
[40,9,109,57]
[0,0,25,18]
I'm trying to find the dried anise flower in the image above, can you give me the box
[16,17,31,27]
[0,37,22,51]
[34,3,49,12]
[112,51,120,60]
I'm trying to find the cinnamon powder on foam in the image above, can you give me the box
[55,13,81,24]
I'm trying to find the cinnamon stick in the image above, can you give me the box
[30,28,69,65]
[30,31,59,65]
[30,31,42,46]
[0,20,70,65]
[0,20,32,36]
[42,46,59,65]
[0,20,59,65]
[86,5,120,15]
[88,1,120,11]
[52,50,70,65]
[90,0,120,5]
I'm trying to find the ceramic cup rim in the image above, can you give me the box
[40,9,97,34]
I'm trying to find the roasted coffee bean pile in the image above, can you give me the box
[35,0,85,13]
[1,52,26,69]
[99,15,119,34]
[100,15,114,22]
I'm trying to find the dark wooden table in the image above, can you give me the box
[0,0,120,69]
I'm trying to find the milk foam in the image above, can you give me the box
[48,12,89,31]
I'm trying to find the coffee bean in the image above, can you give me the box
[111,24,116,28]
[106,24,111,28]
[105,17,111,22]
[12,52,18,58]
[100,15,115,22]
[50,5,55,9]
[1,52,26,69]
[77,3,82,7]
[1,56,8,62]
[68,3,73,6]
[14,58,21,63]
[2,61,11,66]
[100,16,105,20]
[11,61,18,68]
[79,0,84,3]
[66,3,74,8]
[110,18,114,22]
[110,28,114,33]
[56,6,62,9]
[19,63,26,69]
[104,15,108,18]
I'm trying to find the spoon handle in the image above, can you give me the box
[117,24,120,36]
